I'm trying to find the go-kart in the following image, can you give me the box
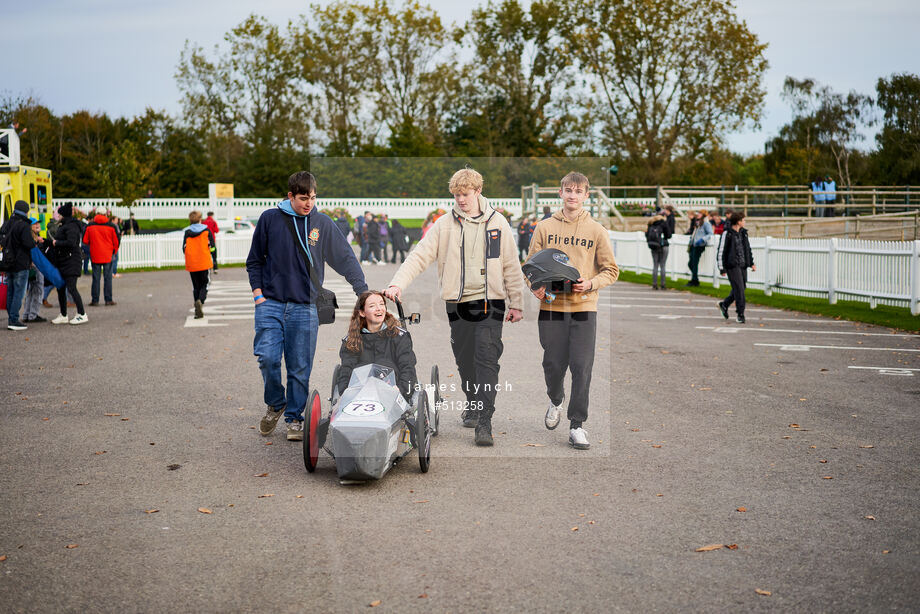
[302,300,443,483]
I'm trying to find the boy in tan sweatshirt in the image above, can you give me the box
[526,172,619,450]
[385,168,525,447]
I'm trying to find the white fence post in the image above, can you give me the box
[911,240,920,316]
[634,231,642,274]
[828,238,837,305]
[155,234,162,269]
[763,236,772,296]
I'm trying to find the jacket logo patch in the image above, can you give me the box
[308,228,319,245]
[487,229,501,258]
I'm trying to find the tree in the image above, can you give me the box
[297,2,378,155]
[874,73,920,184]
[93,140,157,207]
[448,0,571,156]
[563,0,768,181]
[176,13,309,169]
[772,77,873,188]
[363,0,454,149]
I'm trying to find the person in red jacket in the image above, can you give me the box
[82,213,120,306]
[203,211,220,273]
[184,211,216,319]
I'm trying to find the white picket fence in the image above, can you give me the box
[61,197,524,221]
[608,231,920,315]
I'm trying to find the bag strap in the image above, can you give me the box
[284,215,323,294]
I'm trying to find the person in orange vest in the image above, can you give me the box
[183,211,216,319]
[203,211,220,273]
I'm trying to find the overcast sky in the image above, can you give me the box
[8,0,920,154]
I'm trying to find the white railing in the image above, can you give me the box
[608,230,920,315]
[59,197,524,221]
[116,234,255,270]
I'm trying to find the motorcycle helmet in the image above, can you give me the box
[522,248,581,293]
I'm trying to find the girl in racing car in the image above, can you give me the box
[337,291,418,402]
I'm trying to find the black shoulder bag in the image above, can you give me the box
[285,216,339,325]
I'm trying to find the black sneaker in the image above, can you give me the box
[460,409,478,428]
[718,302,729,319]
[737,314,746,324]
[474,422,494,446]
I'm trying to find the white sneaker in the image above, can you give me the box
[287,421,305,441]
[376,260,386,266]
[544,400,563,430]
[569,427,590,450]
[69,313,89,325]
[51,314,70,325]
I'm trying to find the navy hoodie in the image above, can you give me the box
[246,201,368,303]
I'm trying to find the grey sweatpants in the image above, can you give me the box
[538,310,597,425]
[23,270,44,319]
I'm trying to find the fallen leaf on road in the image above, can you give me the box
[864,515,876,521]
[630,428,640,432]
[820,460,827,463]
[413,500,429,504]
[94,451,107,455]
[652,444,662,448]
[121,418,129,421]
[822,476,833,480]
[254,473,269,477]
[296,495,303,498]
[42,417,49,421]
[520,443,545,447]
[258,494,274,498]
[755,589,771,596]
[104,413,120,417]
[656,494,663,497]
[782,436,791,439]
[65,544,79,549]
[167,464,181,470]
[736,507,747,512]
[265,442,273,446]
[418,594,428,598]
[369,600,381,607]
[726,544,739,550]
[198,508,212,514]
[571,527,578,531]
[144,509,159,514]
[578,513,585,517]
[695,544,724,552]
[698,387,712,391]
[588,521,595,525]
[858,445,874,449]
[0,555,7,561]
[660,350,669,354]
[882,550,891,554]
[789,424,800,428]
[248,426,256,429]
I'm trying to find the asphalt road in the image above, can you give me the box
[1,261,918,613]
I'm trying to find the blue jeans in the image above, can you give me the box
[253,299,318,423]
[6,269,29,326]
[91,262,113,303]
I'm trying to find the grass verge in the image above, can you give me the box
[615,270,920,332]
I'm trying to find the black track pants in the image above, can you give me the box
[538,310,597,424]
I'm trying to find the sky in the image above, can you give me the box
[7,0,920,155]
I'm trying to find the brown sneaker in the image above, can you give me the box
[259,406,285,436]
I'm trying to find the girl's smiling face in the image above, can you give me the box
[360,293,387,331]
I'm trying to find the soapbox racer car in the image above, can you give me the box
[302,301,443,483]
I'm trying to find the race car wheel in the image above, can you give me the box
[303,390,322,473]
[430,365,441,436]
[417,393,431,473]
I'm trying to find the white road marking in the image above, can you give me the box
[756,343,920,353]
[695,326,916,338]
[848,366,919,376]
[183,316,228,328]
[605,304,774,312]
[642,314,844,324]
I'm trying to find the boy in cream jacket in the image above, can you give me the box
[527,172,619,450]
[385,168,525,447]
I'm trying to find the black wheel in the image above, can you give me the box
[417,393,431,473]
[303,390,322,473]
[330,364,341,402]
[430,365,441,436]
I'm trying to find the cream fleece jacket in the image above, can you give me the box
[526,208,619,312]
[389,195,526,311]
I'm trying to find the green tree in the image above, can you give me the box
[297,2,377,155]
[873,73,920,184]
[364,0,454,150]
[93,140,157,207]
[563,0,768,181]
[448,0,571,156]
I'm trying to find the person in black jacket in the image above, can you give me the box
[363,214,381,264]
[645,213,672,289]
[3,200,36,330]
[336,291,418,403]
[716,211,756,324]
[389,219,409,263]
[49,203,88,325]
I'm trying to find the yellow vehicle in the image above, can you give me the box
[0,128,53,232]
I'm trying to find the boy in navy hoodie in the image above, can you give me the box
[247,171,368,441]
